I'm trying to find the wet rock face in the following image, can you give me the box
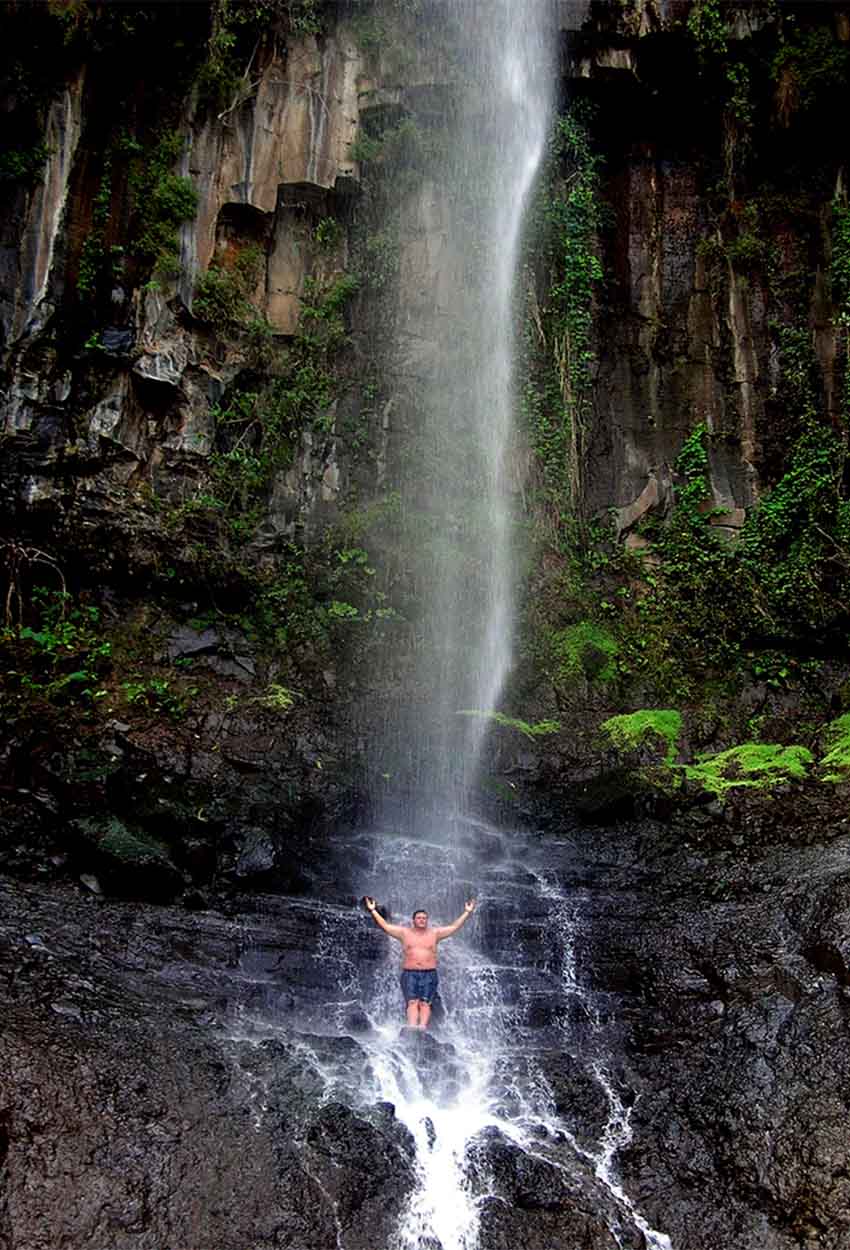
[571,816,850,1250]
[0,881,415,1250]
[4,799,850,1250]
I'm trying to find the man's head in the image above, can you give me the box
[412,909,428,928]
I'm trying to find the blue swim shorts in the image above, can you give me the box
[400,969,438,1004]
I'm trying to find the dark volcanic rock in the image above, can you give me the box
[0,879,414,1250]
[470,1126,634,1250]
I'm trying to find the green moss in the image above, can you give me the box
[819,713,850,782]
[76,816,172,866]
[551,620,618,684]
[601,709,683,766]
[683,743,813,797]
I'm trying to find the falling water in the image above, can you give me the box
[378,0,552,806]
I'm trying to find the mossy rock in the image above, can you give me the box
[551,621,618,686]
[601,709,683,766]
[819,713,850,782]
[71,815,183,900]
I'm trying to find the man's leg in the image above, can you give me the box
[419,1001,432,1029]
[406,998,421,1027]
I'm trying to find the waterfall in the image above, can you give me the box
[227,6,674,1249]
[375,0,552,810]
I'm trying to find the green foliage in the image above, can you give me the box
[127,130,197,273]
[286,0,323,36]
[725,60,753,128]
[360,230,398,293]
[1,588,111,705]
[75,816,173,867]
[523,105,604,517]
[193,245,264,326]
[328,599,360,620]
[254,682,298,712]
[76,130,196,302]
[241,537,388,655]
[685,3,755,141]
[771,25,850,117]
[683,742,813,796]
[610,316,849,690]
[0,143,49,184]
[687,0,727,60]
[351,13,387,56]
[349,132,384,164]
[517,7,850,717]
[726,203,767,270]
[549,620,618,686]
[177,268,357,550]
[121,675,196,719]
[349,115,442,176]
[197,0,324,109]
[819,713,850,782]
[831,200,850,323]
[83,331,106,353]
[77,157,112,299]
[601,709,683,766]
[314,216,343,249]
[456,710,561,740]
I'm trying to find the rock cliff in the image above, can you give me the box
[3,2,850,1248]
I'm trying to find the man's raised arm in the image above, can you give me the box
[364,896,405,939]
[434,899,476,940]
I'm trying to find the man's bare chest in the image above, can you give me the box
[402,930,437,955]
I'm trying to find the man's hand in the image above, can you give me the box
[435,899,476,940]
[364,897,404,940]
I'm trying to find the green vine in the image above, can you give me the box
[524,104,604,520]
[76,157,112,299]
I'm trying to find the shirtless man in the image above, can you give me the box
[364,898,476,1029]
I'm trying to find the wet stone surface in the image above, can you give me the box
[2,802,850,1249]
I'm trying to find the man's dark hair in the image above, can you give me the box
[412,908,428,919]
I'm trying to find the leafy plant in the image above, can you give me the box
[314,217,343,249]
[601,709,683,766]
[121,674,197,719]
[1,587,111,704]
[0,142,49,184]
[77,157,112,299]
[523,105,604,519]
[819,714,850,782]
[457,710,561,740]
[127,130,198,273]
[193,244,264,326]
[254,682,298,711]
[683,742,813,796]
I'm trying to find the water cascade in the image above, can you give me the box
[376,0,552,806]
[236,5,676,1248]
